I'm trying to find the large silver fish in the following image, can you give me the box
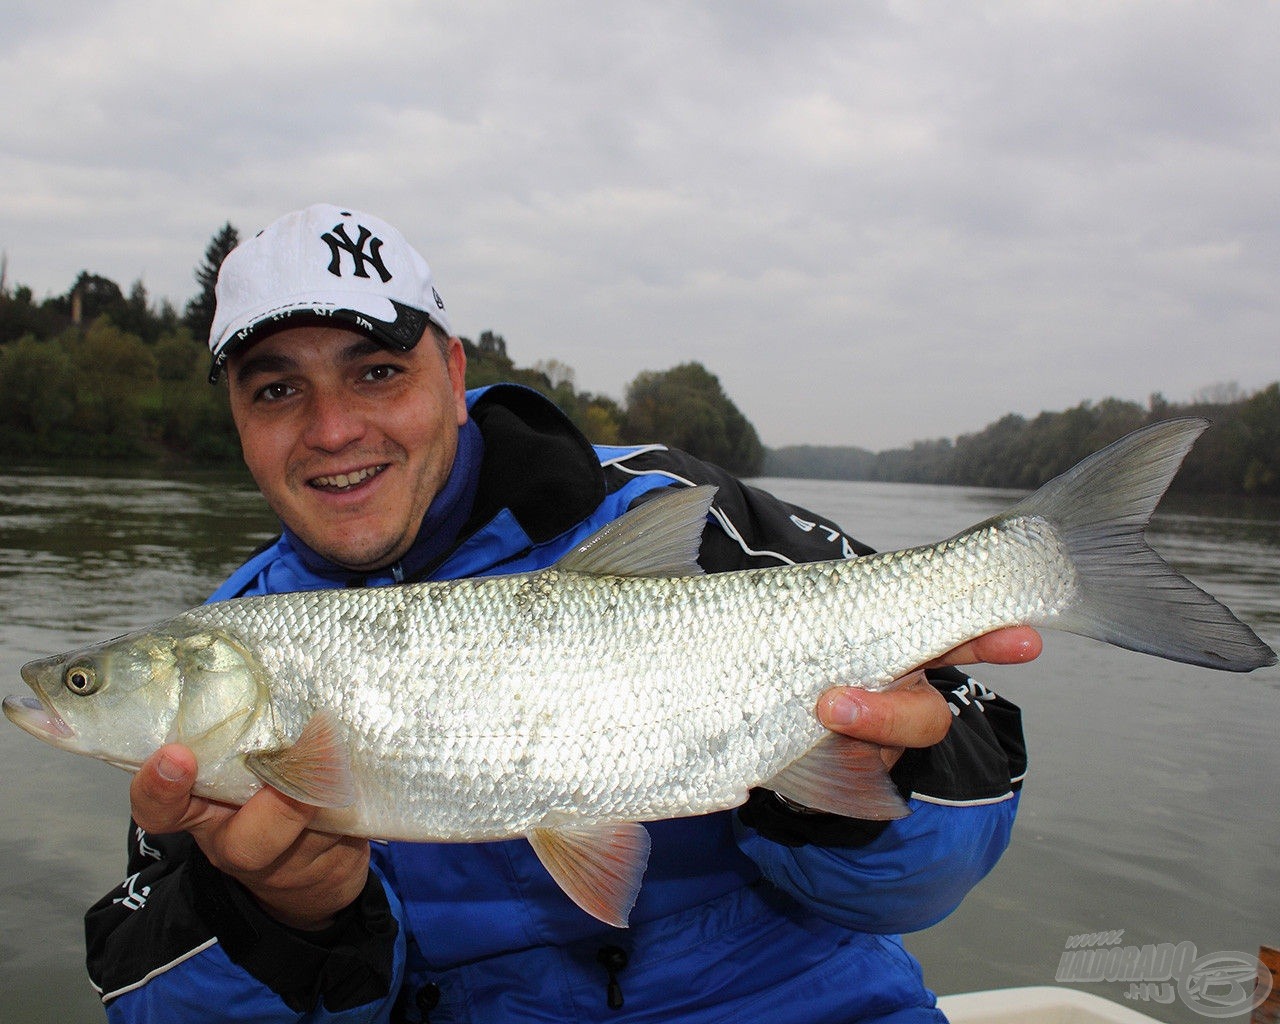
[5,418,1275,926]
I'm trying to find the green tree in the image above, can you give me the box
[580,396,624,445]
[154,328,203,381]
[185,223,240,345]
[0,284,64,345]
[460,330,517,388]
[108,279,164,344]
[1240,383,1280,495]
[67,319,158,451]
[623,362,764,475]
[156,361,240,461]
[477,330,508,361]
[0,335,77,447]
[48,272,127,325]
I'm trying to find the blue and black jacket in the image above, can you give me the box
[85,385,1026,1023]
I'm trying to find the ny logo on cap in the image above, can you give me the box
[321,222,393,283]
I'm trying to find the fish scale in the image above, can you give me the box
[7,418,1275,927]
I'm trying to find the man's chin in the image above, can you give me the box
[306,535,407,575]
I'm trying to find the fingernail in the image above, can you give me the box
[157,753,186,783]
[825,692,862,726]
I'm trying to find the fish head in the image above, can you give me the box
[5,624,268,773]
[6,629,176,768]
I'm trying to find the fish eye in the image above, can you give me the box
[64,665,99,696]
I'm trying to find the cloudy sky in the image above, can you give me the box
[3,1,1277,450]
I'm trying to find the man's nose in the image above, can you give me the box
[303,387,366,451]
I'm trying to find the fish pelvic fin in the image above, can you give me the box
[765,733,911,820]
[527,821,651,928]
[243,710,357,808]
[1012,417,1276,672]
[554,485,716,577]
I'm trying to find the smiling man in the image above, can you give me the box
[85,204,1032,1024]
[228,324,468,574]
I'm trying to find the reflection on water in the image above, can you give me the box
[0,470,1276,1024]
[0,471,278,640]
[0,469,277,1024]
[1148,508,1280,627]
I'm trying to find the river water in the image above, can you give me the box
[0,469,1276,1023]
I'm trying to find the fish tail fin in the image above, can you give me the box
[1012,417,1275,672]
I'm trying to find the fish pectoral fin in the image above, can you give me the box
[243,710,356,809]
[553,485,716,578]
[765,734,910,821]
[527,821,652,928]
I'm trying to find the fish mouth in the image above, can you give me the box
[309,464,388,493]
[3,694,76,744]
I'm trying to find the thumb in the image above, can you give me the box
[816,674,952,749]
[130,744,200,834]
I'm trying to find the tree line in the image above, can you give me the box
[765,386,1280,497]
[0,227,765,475]
[3,224,1274,495]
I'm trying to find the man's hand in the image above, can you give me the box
[815,626,1042,767]
[130,744,370,931]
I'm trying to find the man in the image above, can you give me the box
[86,204,1034,1022]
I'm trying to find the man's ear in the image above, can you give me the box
[445,335,468,424]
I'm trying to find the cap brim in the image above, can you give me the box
[207,300,432,382]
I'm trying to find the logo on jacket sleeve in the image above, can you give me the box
[111,871,151,912]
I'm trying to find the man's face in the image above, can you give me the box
[227,323,468,573]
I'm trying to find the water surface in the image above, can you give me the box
[1,470,1275,1023]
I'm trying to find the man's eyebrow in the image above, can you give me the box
[230,350,296,386]
[230,337,394,386]
[340,337,388,361]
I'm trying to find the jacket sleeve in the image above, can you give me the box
[608,447,1028,932]
[735,675,1025,933]
[85,823,405,1023]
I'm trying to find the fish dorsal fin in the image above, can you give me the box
[243,710,356,808]
[765,734,911,820]
[527,821,652,928]
[555,485,716,578]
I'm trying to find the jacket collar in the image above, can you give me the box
[464,384,606,545]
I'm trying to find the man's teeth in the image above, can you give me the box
[313,466,384,490]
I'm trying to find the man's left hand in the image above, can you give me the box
[815,625,1041,768]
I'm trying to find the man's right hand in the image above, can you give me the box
[130,744,371,931]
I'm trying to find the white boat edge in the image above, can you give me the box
[936,985,1166,1023]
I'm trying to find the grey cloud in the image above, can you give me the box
[2,2,1277,450]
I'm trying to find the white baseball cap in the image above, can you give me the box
[207,203,453,381]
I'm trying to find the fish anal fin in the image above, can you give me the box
[554,485,716,578]
[243,710,356,808]
[527,821,651,928]
[766,734,910,821]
